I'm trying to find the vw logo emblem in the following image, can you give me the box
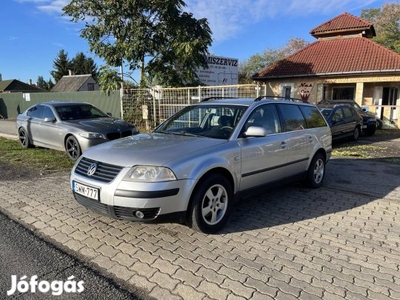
[87,163,98,176]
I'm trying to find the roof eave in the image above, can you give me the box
[253,69,400,80]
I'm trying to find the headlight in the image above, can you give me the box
[124,166,177,182]
[79,132,106,139]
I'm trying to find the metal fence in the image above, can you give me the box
[122,84,263,130]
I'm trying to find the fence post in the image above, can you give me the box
[198,86,202,102]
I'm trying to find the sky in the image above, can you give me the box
[0,0,391,84]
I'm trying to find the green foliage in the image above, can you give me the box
[239,38,309,83]
[361,3,400,53]
[51,50,73,82]
[97,65,122,95]
[50,49,99,83]
[36,76,54,91]
[72,52,99,81]
[62,0,212,87]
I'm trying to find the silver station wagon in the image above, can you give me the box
[70,97,332,233]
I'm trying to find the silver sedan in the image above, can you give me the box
[16,101,138,160]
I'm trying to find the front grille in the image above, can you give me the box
[74,193,160,220]
[107,130,133,140]
[75,157,123,182]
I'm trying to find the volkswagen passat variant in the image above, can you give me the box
[70,96,332,233]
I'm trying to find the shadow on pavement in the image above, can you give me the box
[224,157,400,233]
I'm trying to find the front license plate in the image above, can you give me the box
[73,181,99,200]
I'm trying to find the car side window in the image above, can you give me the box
[332,108,344,122]
[277,104,306,132]
[26,105,44,119]
[244,104,281,134]
[342,107,353,118]
[299,106,327,128]
[42,106,55,120]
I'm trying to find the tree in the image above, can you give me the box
[62,0,212,87]
[239,38,309,83]
[36,76,54,91]
[361,3,400,53]
[97,65,123,95]
[51,49,99,83]
[71,52,99,81]
[51,49,73,83]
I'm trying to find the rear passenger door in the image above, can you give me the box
[276,103,314,177]
[342,106,357,135]
[238,104,287,190]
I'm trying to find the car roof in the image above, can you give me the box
[317,102,353,108]
[37,101,91,107]
[198,96,312,107]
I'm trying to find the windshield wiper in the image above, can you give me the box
[158,130,199,137]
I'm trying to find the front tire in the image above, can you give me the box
[18,127,32,148]
[187,174,232,234]
[65,136,82,160]
[305,153,325,188]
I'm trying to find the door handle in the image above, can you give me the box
[281,141,286,149]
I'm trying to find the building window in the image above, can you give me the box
[332,87,354,100]
[87,83,95,91]
[280,83,294,99]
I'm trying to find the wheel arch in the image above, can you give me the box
[185,167,235,218]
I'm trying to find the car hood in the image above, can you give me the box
[64,118,133,131]
[82,133,227,166]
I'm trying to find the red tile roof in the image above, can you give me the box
[253,36,400,79]
[251,12,399,80]
[310,12,375,38]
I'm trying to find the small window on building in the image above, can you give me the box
[283,86,291,99]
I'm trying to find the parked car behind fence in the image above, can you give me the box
[16,101,138,160]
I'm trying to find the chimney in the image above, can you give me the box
[68,69,73,76]
[0,73,2,81]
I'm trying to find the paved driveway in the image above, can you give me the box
[1,155,400,299]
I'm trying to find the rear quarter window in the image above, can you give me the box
[299,106,327,128]
[277,104,306,132]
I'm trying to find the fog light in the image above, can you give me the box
[135,210,144,219]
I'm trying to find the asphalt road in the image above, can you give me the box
[0,210,143,299]
[0,120,17,139]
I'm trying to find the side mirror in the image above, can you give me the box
[244,126,267,137]
[43,117,56,123]
[106,112,112,117]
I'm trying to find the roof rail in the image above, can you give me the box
[201,96,240,102]
[255,95,307,103]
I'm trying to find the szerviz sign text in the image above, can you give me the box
[207,56,238,67]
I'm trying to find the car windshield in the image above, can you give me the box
[55,104,108,121]
[154,104,248,139]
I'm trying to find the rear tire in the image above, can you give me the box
[352,126,360,141]
[304,153,325,188]
[65,136,82,160]
[187,174,232,234]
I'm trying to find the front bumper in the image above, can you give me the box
[71,166,196,222]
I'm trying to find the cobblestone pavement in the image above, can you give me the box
[1,157,400,300]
